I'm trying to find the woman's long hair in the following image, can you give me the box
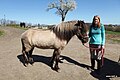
[92,15,101,28]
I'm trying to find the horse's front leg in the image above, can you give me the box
[50,49,61,71]
[54,49,61,71]
[50,49,56,69]
[54,55,60,71]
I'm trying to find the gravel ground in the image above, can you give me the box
[0,26,120,80]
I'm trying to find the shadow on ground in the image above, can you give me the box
[90,58,120,80]
[17,54,52,67]
[17,54,90,68]
[17,54,120,80]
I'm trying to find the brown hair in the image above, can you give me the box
[92,15,101,28]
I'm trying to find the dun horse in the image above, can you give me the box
[21,20,88,71]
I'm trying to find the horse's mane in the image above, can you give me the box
[52,20,78,40]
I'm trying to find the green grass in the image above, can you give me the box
[112,39,120,43]
[0,30,5,36]
[106,30,120,35]
[106,30,120,44]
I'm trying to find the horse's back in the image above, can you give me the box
[21,29,58,49]
[21,29,51,38]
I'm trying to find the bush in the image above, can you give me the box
[105,25,120,32]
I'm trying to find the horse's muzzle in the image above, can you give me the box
[82,36,89,43]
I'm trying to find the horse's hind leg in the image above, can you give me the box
[22,50,29,67]
[21,39,31,66]
[28,47,34,64]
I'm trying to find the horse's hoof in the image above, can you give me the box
[53,66,60,72]
[29,58,34,62]
[28,58,34,65]
[24,63,28,67]
[30,62,34,65]
[51,66,54,70]
[55,68,61,72]
[52,68,60,72]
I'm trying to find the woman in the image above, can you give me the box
[89,15,105,71]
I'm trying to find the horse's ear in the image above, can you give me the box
[77,20,82,28]
[78,20,80,24]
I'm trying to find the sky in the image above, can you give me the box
[0,0,120,25]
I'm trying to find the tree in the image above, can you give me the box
[47,0,76,21]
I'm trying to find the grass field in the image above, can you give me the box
[106,31,120,43]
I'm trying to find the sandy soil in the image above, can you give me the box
[0,26,120,80]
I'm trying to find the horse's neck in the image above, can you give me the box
[53,22,76,42]
[66,35,75,44]
[60,31,75,43]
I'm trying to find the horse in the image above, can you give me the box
[21,20,88,71]
[20,22,26,28]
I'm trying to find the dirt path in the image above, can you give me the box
[0,26,120,80]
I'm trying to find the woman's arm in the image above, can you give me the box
[101,24,105,46]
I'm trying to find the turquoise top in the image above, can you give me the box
[89,24,105,45]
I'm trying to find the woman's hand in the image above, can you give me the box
[101,45,105,49]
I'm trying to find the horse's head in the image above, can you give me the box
[75,20,89,44]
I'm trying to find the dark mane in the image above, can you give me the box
[52,20,78,40]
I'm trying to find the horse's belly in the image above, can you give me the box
[34,41,55,49]
[32,37,55,49]
[32,39,66,49]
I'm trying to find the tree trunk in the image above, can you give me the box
[62,17,65,21]
[62,15,65,21]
